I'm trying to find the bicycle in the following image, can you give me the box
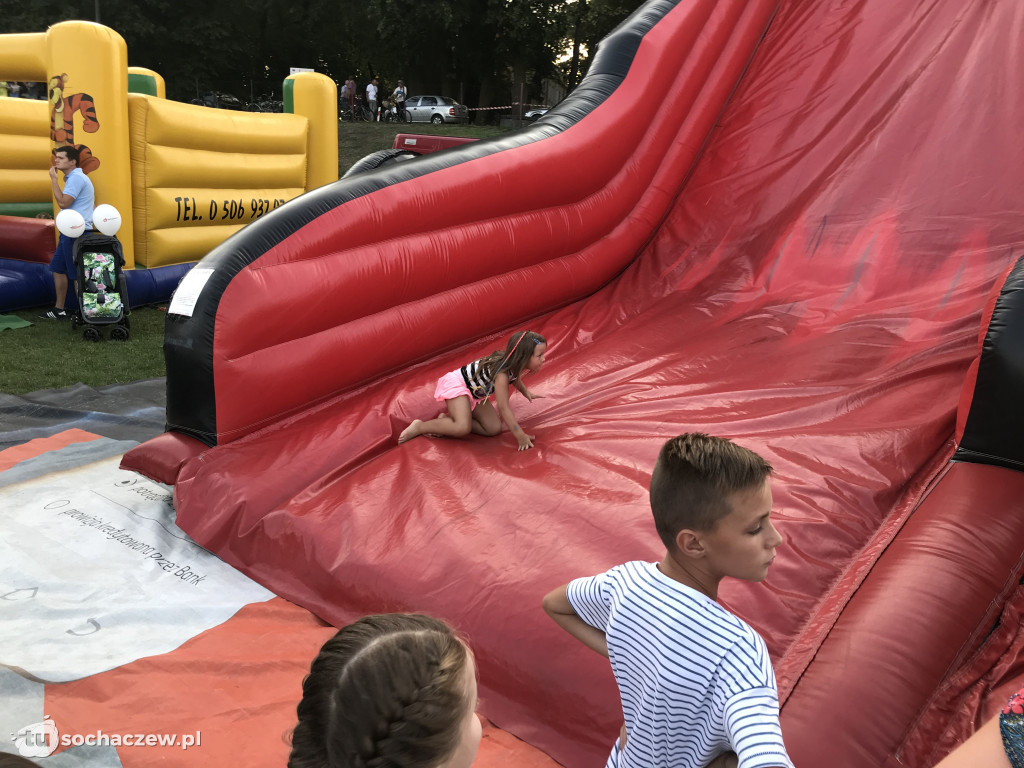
[247,95,283,112]
[380,99,411,123]
[340,96,372,122]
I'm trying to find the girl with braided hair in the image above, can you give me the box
[289,614,481,768]
[398,330,548,451]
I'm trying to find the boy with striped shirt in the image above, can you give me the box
[543,433,793,768]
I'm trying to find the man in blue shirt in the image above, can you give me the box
[42,145,94,319]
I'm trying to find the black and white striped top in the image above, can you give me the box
[567,561,793,768]
[460,358,517,399]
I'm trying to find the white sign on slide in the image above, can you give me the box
[167,267,214,317]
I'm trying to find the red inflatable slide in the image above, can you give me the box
[124,0,1024,765]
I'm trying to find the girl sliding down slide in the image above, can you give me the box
[398,331,547,451]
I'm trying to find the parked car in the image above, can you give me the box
[403,95,468,124]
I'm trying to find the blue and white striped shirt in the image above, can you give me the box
[567,561,793,768]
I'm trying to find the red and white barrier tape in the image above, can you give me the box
[465,103,548,112]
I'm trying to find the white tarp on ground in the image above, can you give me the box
[0,378,167,452]
[1,450,273,683]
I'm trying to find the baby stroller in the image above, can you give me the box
[71,232,130,341]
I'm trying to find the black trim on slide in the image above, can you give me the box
[342,149,419,177]
[164,0,683,446]
[954,254,1024,472]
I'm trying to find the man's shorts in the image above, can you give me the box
[48,233,77,278]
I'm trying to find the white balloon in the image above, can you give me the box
[55,209,87,238]
[93,204,122,236]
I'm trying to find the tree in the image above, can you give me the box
[365,0,573,115]
[557,0,643,90]
[492,0,565,114]
[0,0,639,110]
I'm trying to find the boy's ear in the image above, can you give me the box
[674,529,706,558]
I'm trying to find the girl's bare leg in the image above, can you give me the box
[399,397,474,443]
[933,714,1010,768]
[470,399,502,436]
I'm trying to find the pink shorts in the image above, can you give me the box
[434,370,486,408]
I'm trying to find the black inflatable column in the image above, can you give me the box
[955,255,1024,471]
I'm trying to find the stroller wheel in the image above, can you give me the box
[110,326,130,341]
[83,327,101,342]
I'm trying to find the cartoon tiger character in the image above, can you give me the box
[48,73,101,173]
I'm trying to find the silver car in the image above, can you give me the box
[404,95,468,124]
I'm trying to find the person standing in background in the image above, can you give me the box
[366,77,379,121]
[392,79,407,121]
[343,76,356,112]
[41,146,94,319]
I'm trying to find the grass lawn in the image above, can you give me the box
[3,123,512,396]
[2,307,168,395]
[337,121,507,174]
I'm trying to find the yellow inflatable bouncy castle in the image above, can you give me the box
[0,20,337,309]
